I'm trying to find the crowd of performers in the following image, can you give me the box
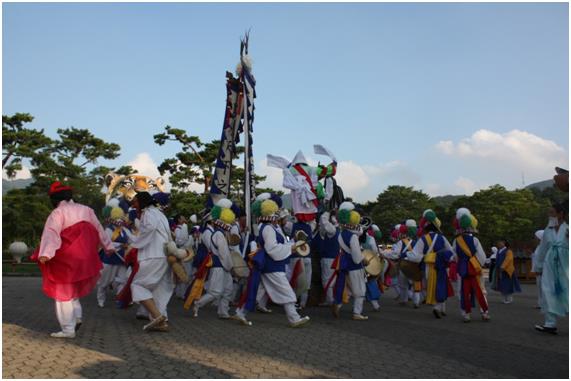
[32,152,568,337]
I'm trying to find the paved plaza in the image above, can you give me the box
[2,277,568,378]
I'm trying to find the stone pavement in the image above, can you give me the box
[2,277,568,379]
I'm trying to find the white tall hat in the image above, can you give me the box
[291,150,307,165]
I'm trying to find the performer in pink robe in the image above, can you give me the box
[31,182,115,338]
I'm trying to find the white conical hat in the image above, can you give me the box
[456,207,471,220]
[291,150,307,165]
[256,193,271,202]
[339,201,355,211]
[405,219,417,228]
[215,198,233,209]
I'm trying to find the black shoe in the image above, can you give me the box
[75,320,82,332]
[534,325,557,335]
[432,309,441,319]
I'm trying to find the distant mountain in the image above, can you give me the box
[2,178,33,195]
[432,194,463,208]
[525,179,555,191]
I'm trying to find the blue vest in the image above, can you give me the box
[258,223,289,273]
[99,224,128,265]
[209,227,225,268]
[455,234,477,278]
[321,229,340,259]
[340,229,363,271]
[400,238,416,259]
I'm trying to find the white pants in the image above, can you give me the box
[131,258,174,318]
[97,264,127,306]
[196,267,234,317]
[339,269,366,315]
[237,301,302,324]
[398,271,420,305]
[536,274,543,307]
[434,301,446,313]
[321,258,335,304]
[55,299,82,334]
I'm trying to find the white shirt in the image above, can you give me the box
[261,224,293,261]
[131,206,171,261]
[210,229,233,271]
[174,223,190,248]
[338,230,363,264]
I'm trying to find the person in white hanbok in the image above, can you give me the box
[531,230,545,309]
[233,198,310,327]
[192,199,235,319]
[173,214,193,299]
[534,203,569,334]
[130,192,174,332]
[96,207,131,308]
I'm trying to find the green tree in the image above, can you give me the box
[168,190,209,220]
[154,126,222,192]
[2,187,52,248]
[449,185,544,250]
[369,186,435,239]
[30,127,120,188]
[2,113,53,178]
[2,118,123,247]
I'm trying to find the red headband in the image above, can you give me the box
[48,181,72,196]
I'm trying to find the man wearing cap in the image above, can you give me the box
[32,182,116,338]
[452,208,490,322]
[331,202,369,321]
[191,199,236,319]
[386,222,420,308]
[317,211,340,306]
[409,209,456,319]
[96,206,131,308]
[233,196,310,327]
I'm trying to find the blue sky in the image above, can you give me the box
[3,3,569,201]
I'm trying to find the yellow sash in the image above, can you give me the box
[424,234,438,305]
[500,249,515,277]
[456,236,482,275]
[111,226,122,242]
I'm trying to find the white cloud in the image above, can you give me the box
[2,165,31,180]
[436,129,568,177]
[335,161,370,195]
[256,158,287,191]
[454,177,478,195]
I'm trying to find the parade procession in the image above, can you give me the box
[17,33,567,341]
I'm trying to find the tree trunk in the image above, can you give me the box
[2,152,13,167]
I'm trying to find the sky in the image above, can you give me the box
[3,2,569,202]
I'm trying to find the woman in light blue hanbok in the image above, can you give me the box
[534,203,568,335]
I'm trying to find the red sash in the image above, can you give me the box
[32,221,103,301]
[293,164,319,207]
[115,248,139,308]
